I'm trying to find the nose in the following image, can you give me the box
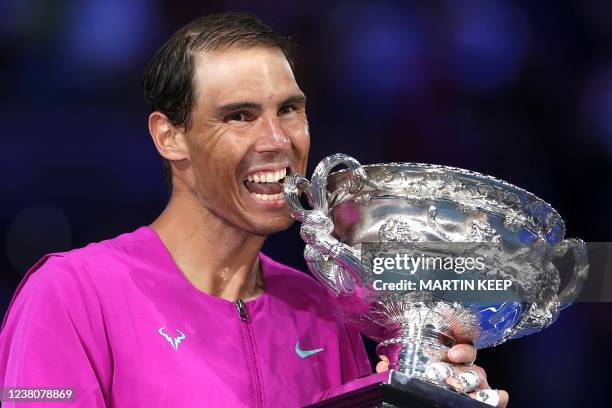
[253,115,291,152]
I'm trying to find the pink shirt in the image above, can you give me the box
[0,227,371,407]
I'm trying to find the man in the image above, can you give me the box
[0,12,508,407]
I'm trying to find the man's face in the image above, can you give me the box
[182,46,309,236]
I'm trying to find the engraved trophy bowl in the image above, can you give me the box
[284,153,588,392]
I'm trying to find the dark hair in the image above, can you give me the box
[143,12,296,191]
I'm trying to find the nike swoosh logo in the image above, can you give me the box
[295,341,324,358]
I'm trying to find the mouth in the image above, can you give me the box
[243,166,289,204]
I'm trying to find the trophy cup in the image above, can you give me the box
[283,154,588,408]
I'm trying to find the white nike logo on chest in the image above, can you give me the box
[295,341,324,358]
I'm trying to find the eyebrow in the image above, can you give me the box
[216,102,262,118]
[215,94,307,117]
[280,94,307,107]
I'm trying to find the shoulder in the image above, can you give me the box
[26,226,155,288]
[11,252,95,305]
[0,251,114,396]
[17,233,131,293]
[2,228,149,327]
[0,252,102,340]
[3,247,106,319]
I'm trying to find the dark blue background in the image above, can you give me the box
[1,1,611,406]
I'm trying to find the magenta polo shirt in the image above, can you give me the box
[0,227,371,407]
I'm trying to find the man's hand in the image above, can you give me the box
[376,343,509,407]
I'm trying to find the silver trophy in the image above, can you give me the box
[284,154,588,407]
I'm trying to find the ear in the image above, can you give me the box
[148,112,189,161]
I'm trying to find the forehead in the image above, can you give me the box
[192,46,301,106]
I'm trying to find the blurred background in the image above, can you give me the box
[1,0,611,406]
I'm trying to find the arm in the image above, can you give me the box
[0,255,110,407]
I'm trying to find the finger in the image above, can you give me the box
[469,389,508,407]
[447,364,489,390]
[375,360,389,373]
[377,355,389,363]
[497,390,509,408]
[424,362,454,383]
[445,370,480,393]
[446,343,477,365]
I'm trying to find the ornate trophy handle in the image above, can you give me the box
[283,154,371,293]
[554,238,589,310]
[309,153,387,212]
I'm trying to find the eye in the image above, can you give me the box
[224,111,253,122]
[278,105,297,116]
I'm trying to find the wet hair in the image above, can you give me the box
[143,12,296,190]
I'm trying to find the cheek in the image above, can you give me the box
[287,119,310,159]
[298,131,310,170]
[191,142,241,191]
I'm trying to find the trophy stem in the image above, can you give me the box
[377,321,455,381]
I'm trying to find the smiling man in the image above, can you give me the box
[0,12,507,407]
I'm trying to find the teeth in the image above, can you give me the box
[246,168,288,184]
[250,192,284,202]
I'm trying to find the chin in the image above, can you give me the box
[249,215,294,236]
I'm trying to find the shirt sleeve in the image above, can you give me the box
[0,254,111,407]
[338,321,373,383]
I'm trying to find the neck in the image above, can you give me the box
[150,187,266,302]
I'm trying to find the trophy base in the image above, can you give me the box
[305,371,490,408]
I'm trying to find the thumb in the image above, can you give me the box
[376,355,390,373]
